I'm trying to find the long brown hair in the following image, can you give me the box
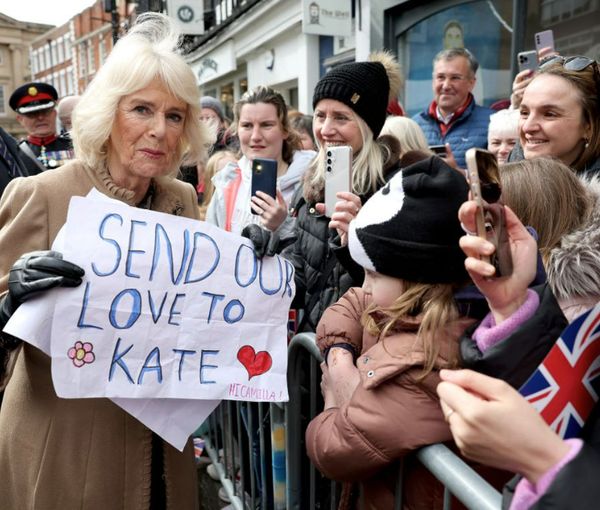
[501,157,593,263]
[362,280,460,380]
[231,86,301,164]
[538,61,600,171]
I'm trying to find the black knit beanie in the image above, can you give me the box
[312,60,390,138]
[348,156,470,284]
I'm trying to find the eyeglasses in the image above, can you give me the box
[539,55,597,72]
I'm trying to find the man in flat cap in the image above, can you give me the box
[9,82,74,173]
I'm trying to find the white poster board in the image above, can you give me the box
[4,191,295,449]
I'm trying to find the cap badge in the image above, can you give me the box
[350,93,360,104]
[28,86,38,97]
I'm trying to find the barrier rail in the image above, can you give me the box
[201,332,503,510]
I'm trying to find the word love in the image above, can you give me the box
[77,285,248,330]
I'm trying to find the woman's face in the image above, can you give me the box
[108,81,186,187]
[298,129,316,151]
[488,134,517,164]
[313,99,363,155]
[519,74,591,166]
[237,102,287,162]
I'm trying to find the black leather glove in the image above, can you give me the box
[241,224,272,259]
[0,250,85,331]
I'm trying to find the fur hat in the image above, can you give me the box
[348,156,470,284]
[312,51,402,138]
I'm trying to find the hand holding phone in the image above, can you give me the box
[458,201,537,322]
[324,146,352,217]
[429,145,447,156]
[517,50,538,73]
[464,148,513,277]
[535,30,554,53]
[251,158,277,215]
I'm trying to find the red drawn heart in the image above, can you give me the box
[237,345,273,380]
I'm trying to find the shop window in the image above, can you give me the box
[239,78,248,97]
[58,37,65,63]
[289,87,299,109]
[397,0,513,116]
[220,82,234,120]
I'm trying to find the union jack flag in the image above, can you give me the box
[519,304,600,439]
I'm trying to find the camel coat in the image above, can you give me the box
[0,161,200,510]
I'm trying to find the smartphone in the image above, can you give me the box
[251,158,277,214]
[464,148,513,277]
[429,145,447,156]
[324,146,352,217]
[535,30,554,53]
[517,50,538,73]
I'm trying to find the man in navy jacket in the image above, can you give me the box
[413,48,493,168]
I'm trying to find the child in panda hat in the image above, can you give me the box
[306,156,494,509]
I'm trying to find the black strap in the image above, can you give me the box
[18,141,46,172]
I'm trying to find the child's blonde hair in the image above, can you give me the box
[199,149,237,220]
[362,280,460,379]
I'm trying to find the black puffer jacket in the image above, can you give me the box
[461,284,600,508]
[283,136,401,331]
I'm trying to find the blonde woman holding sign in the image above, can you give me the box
[0,14,210,509]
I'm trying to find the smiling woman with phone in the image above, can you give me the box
[280,51,404,333]
[510,55,600,175]
[205,86,315,234]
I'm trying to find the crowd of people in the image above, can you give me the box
[0,10,599,510]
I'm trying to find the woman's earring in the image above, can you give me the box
[584,138,590,148]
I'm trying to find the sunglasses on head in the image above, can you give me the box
[539,55,597,72]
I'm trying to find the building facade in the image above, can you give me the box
[0,14,53,136]
[184,0,337,116]
[183,0,598,120]
[30,22,76,100]
[72,0,133,93]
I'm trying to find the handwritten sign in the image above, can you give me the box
[50,196,294,402]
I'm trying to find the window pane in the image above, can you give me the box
[397,0,513,116]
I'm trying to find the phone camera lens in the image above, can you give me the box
[327,158,332,165]
[326,165,331,173]
[326,150,332,157]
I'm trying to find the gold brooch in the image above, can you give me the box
[350,93,360,104]
[28,86,38,96]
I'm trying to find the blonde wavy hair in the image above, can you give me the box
[363,280,460,379]
[72,13,211,177]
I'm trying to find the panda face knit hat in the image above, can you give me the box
[312,51,403,138]
[348,156,470,284]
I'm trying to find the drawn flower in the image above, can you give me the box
[68,341,95,367]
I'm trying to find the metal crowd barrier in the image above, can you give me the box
[200,332,503,510]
